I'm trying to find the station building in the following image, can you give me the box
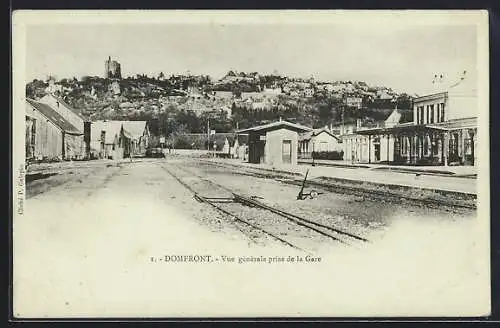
[342,73,478,166]
[237,119,312,166]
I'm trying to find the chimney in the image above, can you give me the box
[279,117,282,122]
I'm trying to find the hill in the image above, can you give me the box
[26,71,415,137]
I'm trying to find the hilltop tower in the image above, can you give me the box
[104,56,122,79]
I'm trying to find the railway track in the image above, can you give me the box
[160,163,370,253]
[195,159,476,211]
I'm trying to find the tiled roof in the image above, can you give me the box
[26,98,82,135]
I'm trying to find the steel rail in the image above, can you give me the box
[175,164,369,245]
[160,164,307,252]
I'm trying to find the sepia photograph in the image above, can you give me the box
[12,10,490,318]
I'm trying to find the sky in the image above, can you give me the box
[24,20,479,95]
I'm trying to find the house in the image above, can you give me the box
[45,80,63,94]
[25,98,85,161]
[298,128,343,159]
[236,119,312,166]
[343,71,477,166]
[38,92,90,158]
[251,102,268,110]
[377,89,394,100]
[212,91,234,100]
[345,96,363,109]
[221,137,231,154]
[217,134,249,159]
[109,81,121,95]
[241,92,262,101]
[303,88,315,98]
[120,121,150,157]
[89,120,124,159]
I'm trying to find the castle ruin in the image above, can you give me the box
[104,56,122,79]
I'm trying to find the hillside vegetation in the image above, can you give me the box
[26,71,414,138]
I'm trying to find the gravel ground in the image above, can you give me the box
[158,161,474,252]
[17,157,486,317]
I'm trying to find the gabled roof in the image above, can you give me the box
[236,120,312,134]
[41,93,87,120]
[91,120,123,144]
[26,98,82,135]
[121,121,148,140]
[299,128,339,141]
[385,108,402,125]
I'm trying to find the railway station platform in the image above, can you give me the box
[203,158,479,196]
[297,159,477,177]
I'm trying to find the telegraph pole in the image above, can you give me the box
[207,119,210,152]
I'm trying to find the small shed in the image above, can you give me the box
[237,119,312,166]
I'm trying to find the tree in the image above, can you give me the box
[395,93,412,110]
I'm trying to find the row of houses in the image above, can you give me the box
[89,120,149,160]
[25,92,149,162]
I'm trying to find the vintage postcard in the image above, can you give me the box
[12,10,490,318]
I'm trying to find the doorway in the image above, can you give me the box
[282,140,292,164]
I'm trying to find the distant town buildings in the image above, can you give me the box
[104,56,122,79]
[109,81,121,95]
[345,96,363,109]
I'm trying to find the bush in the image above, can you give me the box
[174,138,193,149]
[312,151,344,160]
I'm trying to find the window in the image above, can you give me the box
[426,106,430,124]
[423,135,430,156]
[439,103,445,122]
[31,119,36,146]
[430,105,434,124]
[401,136,409,154]
[417,106,425,124]
[464,138,472,155]
[432,135,439,156]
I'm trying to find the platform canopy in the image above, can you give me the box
[354,123,451,136]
